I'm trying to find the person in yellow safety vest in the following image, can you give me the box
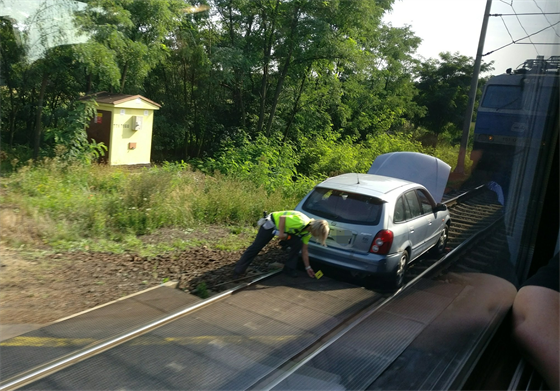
[233,211,329,279]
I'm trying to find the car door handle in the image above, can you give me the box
[409,227,414,233]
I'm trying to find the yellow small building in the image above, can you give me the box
[84,92,161,166]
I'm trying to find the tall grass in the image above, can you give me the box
[1,159,303,251]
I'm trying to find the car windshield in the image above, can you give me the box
[302,188,384,225]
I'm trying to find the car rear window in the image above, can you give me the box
[301,188,384,225]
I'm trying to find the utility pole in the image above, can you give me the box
[455,0,492,174]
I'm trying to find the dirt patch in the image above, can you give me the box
[0,228,288,325]
[0,207,50,249]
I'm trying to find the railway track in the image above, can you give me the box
[405,184,507,283]
[1,184,512,391]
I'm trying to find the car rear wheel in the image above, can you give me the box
[433,225,448,255]
[392,250,408,289]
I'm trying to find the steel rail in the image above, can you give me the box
[0,270,281,391]
[443,183,486,206]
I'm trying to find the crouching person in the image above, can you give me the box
[233,211,329,279]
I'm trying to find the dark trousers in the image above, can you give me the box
[234,226,303,274]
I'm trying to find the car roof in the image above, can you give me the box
[315,173,417,201]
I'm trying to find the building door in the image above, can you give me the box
[86,110,111,163]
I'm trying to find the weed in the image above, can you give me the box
[214,233,253,251]
[195,282,209,299]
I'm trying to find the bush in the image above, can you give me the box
[0,145,34,174]
[194,133,300,196]
[299,131,425,177]
[427,143,473,174]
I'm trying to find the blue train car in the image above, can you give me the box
[474,55,558,151]
[471,56,559,203]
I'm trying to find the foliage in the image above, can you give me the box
[76,0,186,93]
[298,131,425,177]
[144,0,429,158]
[427,142,474,175]
[1,135,468,254]
[43,100,106,164]
[0,145,34,173]
[195,133,303,196]
[195,282,209,299]
[412,52,494,143]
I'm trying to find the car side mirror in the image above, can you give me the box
[434,203,447,212]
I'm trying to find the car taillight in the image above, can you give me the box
[370,230,393,255]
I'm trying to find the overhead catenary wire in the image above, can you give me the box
[491,12,560,16]
[500,15,516,41]
[483,20,560,56]
[511,4,540,55]
[531,0,560,37]
[488,0,560,57]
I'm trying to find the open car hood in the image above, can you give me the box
[367,152,450,203]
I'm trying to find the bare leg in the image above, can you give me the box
[512,285,560,390]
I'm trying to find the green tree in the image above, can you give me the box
[413,51,493,144]
[0,0,92,159]
[0,16,88,159]
[148,0,422,160]
[0,16,27,147]
[331,24,423,140]
[144,7,217,160]
[77,0,185,93]
[211,0,396,138]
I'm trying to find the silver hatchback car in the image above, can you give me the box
[295,153,451,288]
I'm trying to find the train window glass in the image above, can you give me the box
[0,0,560,389]
[472,57,559,284]
[536,87,556,113]
[481,85,523,109]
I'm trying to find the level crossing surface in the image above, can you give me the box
[4,273,381,390]
[0,284,201,380]
[3,265,516,390]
